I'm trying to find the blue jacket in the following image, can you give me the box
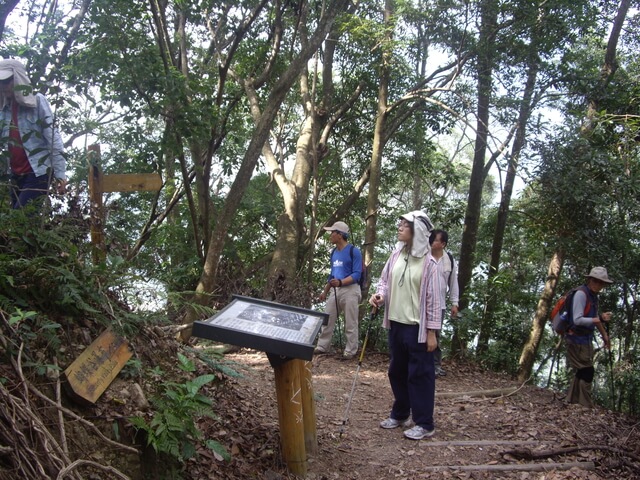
[328,244,362,284]
[1,94,66,180]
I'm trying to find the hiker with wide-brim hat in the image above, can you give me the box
[565,266,613,408]
[369,210,443,440]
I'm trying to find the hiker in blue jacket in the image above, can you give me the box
[315,221,363,360]
[565,266,613,408]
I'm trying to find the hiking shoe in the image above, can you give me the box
[435,367,447,377]
[314,347,329,355]
[403,425,435,440]
[379,417,413,429]
[340,353,356,361]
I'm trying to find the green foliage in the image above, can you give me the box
[0,207,146,335]
[121,357,144,380]
[184,346,243,379]
[130,357,221,463]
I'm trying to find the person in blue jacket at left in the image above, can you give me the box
[315,220,363,360]
[0,59,66,209]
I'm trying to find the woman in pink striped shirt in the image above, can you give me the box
[370,210,443,440]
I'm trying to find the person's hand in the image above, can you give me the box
[601,312,612,322]
[369,293,384,308]
[319,291,327,302]
[451,305,459,318]
[329,278,341,288]
[426,330,437,352]
[55,178,67,195]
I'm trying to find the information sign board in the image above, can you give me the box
[192,295,328,360]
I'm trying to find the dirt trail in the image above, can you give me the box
[193,350,639,479]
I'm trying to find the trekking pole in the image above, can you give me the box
[605,321,615,408]
[334,286,344,351]
[339,306,378,438]
[546,337,563,388]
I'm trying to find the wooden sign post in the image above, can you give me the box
[63,329,133,405]
[299,359,318,456]
[192,296,327,476]
[87,144,162,263]
[271,357,307,476]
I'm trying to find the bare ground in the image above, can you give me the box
[187,349,640,480]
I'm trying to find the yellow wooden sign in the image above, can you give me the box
[102,173,162,193]
[63,329,133,404]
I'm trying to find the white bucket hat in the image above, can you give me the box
[0,59,36,108]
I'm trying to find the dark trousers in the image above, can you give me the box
[388,321,436,430]
[10,173,49,209]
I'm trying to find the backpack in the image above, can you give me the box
[331,244,367,288]
[550,286,591,335]
[446,251,454,289]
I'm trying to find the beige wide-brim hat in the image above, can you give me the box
[586,266,613,284]
[323,221,349,234]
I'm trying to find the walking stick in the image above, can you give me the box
[339,306,378,438]
[605,321,615,408]
[546,337,563,388]
[334,286,344,351]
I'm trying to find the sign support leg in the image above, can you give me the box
[299,359,318,456]
[272,358,307,476]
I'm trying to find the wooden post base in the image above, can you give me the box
[299,359,318,456]
[272,357,307,476]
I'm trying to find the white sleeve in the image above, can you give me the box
[572,290,595,327]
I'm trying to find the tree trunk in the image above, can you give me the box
[476,35,542,355]
[0,0,20,42]
[451,0,498,356]
[583,0,631,131]
[264,101,316,304]
[181,1,348,339]
[517,249,564,383]
[363,0,393,294]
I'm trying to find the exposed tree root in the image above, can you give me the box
[0,328,136,480]
[421,461,595,473]
[504,445,640,472]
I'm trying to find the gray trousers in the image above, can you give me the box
[316,284,362,356]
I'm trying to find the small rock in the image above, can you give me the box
[129,383,149,409]
[264,469,282,480]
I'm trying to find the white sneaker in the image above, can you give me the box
[379,417,413,429]
[403,425,435,440]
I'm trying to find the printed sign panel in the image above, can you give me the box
[192,295,328,360]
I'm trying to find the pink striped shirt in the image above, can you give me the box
[376,247,443,343]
